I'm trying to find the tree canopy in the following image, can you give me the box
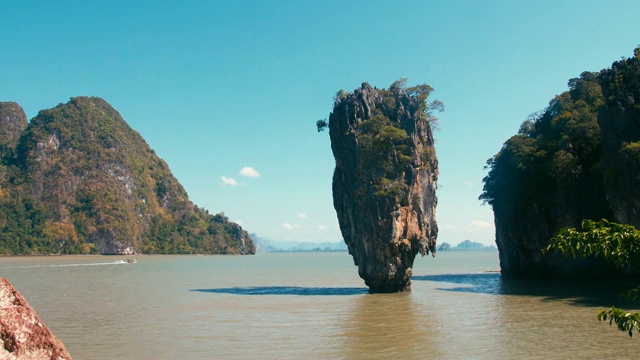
[480,71,603,210]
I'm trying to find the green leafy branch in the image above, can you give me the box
[547,219,640,337]
[547,219,640,269]
[598,307,640,337]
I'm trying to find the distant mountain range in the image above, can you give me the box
[437,240,497,251]
[250,234,347,252]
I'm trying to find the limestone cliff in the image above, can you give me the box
[482,47,640,278]
[0,102,28,156]
[0,97,255,255]
[0,278,72,359]
[328,81,439,293]
[599,50,640,228]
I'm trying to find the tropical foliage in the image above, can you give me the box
[480,71,603,209]
[548,219,640,337]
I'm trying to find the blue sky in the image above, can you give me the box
[1,1,639,245]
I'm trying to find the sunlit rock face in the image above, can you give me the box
[0,102,28,153]
[0,278,72,359]
[328,82,439,293]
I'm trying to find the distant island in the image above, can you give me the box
[0,97,255,255]
[250,234,347,253]
[437,240,497,251]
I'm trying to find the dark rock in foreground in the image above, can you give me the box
[0,277,72,359]
[327,81,439,292]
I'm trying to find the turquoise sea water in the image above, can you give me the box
[1,251,638,359]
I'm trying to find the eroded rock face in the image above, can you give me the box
[0,97,254,255]
[484,49,640,278]
[0,278,72,360]
[0,102,28,155]
[328,82,439,293]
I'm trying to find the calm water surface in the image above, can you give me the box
[1,251,638,359]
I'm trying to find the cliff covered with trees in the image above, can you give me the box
[481,47,640,277]
[0,97,254,255]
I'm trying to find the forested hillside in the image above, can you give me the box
[481,47,640,277]
[0,97,254,255]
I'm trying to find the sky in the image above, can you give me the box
[1,1,639,246]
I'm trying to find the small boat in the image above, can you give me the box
[125,258,137,264]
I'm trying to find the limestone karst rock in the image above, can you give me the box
[327,81,439,293]
[0,102,28,156]
[0,277,72,360]
[598,50,640,229]
[482,47,640,278]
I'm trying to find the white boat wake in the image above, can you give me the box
[5,260,130,269]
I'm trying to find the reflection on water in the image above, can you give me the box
[192,286,368,296]
[4,260,130,269]
[338,293,446,359]
[1,252,639,359]
[414,273,503,294]
[415,273,637,308]
[415,270,639,359]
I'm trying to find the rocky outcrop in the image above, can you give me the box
[483,48,640,278]
[599,50,640,228]
[328,82,439,293]
[0,278,72,360]
[492,185,614,278]
[0,102,28,154]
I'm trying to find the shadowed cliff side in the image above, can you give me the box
[481,47,640,278]
[326,80,440,293]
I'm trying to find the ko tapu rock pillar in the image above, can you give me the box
[325,80,440,293]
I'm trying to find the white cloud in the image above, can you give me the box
[281,223,299,230]
[296,213,307,219]
[317,225,326,230]
[221,176,238,186]
[471,220,493,229]
[441,224,456,230]
[234,220,244,226]
[463,180,474,188]
[240,166,260,177]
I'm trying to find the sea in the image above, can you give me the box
[1,251,638,359]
